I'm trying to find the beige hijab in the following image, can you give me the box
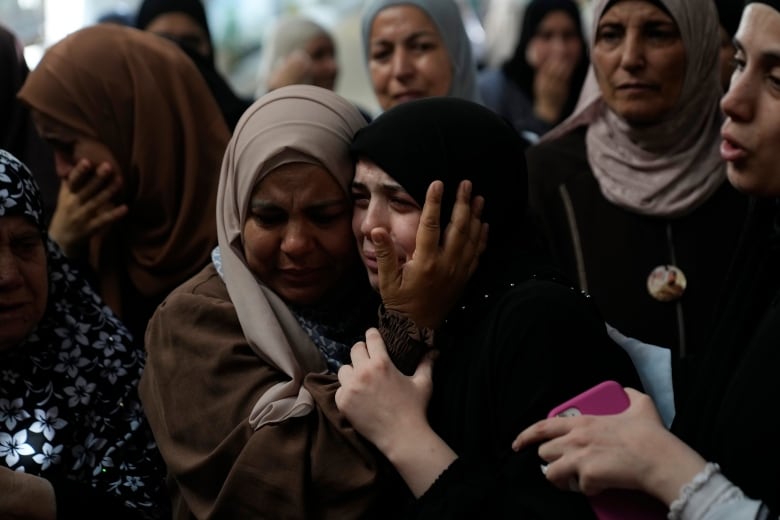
[216,84,367,430]
[543,0,725,217]
[18,25,229,317]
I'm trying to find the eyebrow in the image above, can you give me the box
[371,30,438,45]
[250,198,348,210]
[351,180,407,195]
[734,38,780,65]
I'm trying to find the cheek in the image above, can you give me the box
[242,224,276,276]
[322,220,357,263]
[424,54,453,94]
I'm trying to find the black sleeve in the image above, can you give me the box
[410,279,642,519]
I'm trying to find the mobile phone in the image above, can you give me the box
[548,381,667,520]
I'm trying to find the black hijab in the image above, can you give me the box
[501,0,588,123]
[0,26,58,220]
[136,0,213,57]
[351,97,539,323]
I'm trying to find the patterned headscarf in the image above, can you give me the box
[0,149,166,514]
[216,85,368,430]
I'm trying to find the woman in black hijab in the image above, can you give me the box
[0,26,58,220]
[336,96,640,518]
[478,0,588,142]
[135,0,251,130]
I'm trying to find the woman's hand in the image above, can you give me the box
[336,328,434,452]
[512,388,707,505]
[372,180,488,329]
[0,466,56,519]
[532,50,578,124]
[48,159,128,258]
[336,328,456,497]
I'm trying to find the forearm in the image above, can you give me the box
[380,425,457,498]
[2,472,56,520]
[640,429,708,505]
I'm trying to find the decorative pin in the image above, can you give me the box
[647,265,687,302]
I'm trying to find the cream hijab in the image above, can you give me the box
[216,85,367,430]
[544,0,725,217]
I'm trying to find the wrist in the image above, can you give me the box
[642,430,707,505]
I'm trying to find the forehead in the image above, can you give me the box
[146,12,208,38]
[371,5,439,41]
[0,215,39,237]
[600,0,674,23]
[354,159,400,187]
[736,4,780,51]
[251,162,344,199]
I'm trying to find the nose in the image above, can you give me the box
[721,68,754,122]
[280,219,314,258]
[358,199,388,238]
[0,249,24,289]
[620,33,646,71]
[390,48,414,80]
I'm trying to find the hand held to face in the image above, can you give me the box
[533,51,576,124]
[375,180,487,329]
[48,159,128,258]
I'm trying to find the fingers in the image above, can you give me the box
[363,327,390,360]
[511,417,575,451]
[413,180,444,261]
[66,158,93,190]
[349,340,370,365]
[373,228,401,294]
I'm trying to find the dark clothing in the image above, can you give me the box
[0,26,58,220]
[478,68,551,140]
[672,198,780,511]
[526,127,751,405]
[351,98,641,519]
[413,277,641,518]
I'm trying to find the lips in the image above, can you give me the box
[393,91,424,103]
[720,131,748,162]
[616,82,659,92]
[278,268,325,285]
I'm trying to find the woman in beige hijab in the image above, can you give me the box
[526,0,751,406]
[18,24,230,341]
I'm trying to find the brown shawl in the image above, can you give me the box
[18,25,229,320]
[140,266,401,519]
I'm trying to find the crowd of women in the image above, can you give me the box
[1,0,779,518]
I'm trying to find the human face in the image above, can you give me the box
[243,163,355,305]
[592,0,686,125]
[145,12,212,58]
[720,4,780,197]
[526,11,583,70]
[305,34,339,90]
[0,216,48,352]
[368,5,453,110]
[351,159,421,291]
[32,112,121,182]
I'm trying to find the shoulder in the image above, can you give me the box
[147,264,239,343]
[526,127,588,174]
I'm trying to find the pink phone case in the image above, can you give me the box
[548,381,667,520]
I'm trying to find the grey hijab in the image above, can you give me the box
[361,0,482,105]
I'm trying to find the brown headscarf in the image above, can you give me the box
[542,0,725,217]
[18,25,230,321]
[217,84,367,429]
